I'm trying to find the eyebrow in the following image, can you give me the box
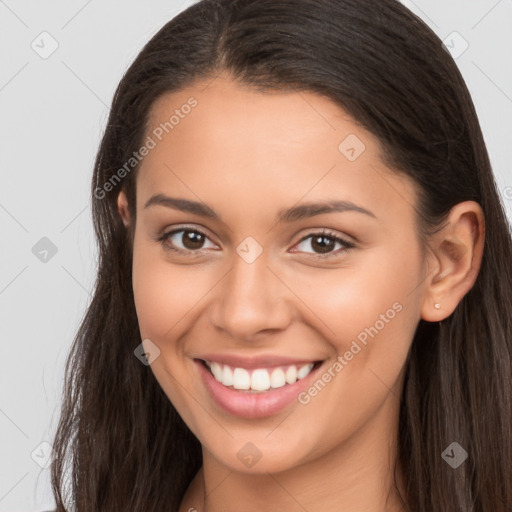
[144,194,376,223]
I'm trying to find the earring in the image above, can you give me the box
[434,303,441,309]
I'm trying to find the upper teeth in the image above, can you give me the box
[206,361,315,391]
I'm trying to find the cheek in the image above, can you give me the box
[295,241,421,345]
[299,242,421,407]
[291,243,421,417]
[131,240,212,342]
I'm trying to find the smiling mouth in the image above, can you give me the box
[197,359,323,393]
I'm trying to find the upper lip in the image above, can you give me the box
[195,354,322,370]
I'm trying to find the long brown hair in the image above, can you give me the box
[51,0,512,510]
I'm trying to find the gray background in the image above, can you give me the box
[1,0,511,510]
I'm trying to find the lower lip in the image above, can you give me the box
[195,359,322,419]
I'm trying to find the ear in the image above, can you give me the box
[421,201,485,322]
[117,190,131,227]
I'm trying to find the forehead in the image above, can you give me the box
[137,76,418,228]
[145,75,368,161]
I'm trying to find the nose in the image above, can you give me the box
[208,250,292,341]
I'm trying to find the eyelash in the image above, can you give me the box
[156,226,356,259]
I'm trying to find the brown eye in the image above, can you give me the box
[293,231,355,257]
[158,227,217,253]
[310,234,336,254]
[180,230,206,250]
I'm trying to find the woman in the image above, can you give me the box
[50,0,512,510]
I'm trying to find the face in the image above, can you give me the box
[121,75,428,475]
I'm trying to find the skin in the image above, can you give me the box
[117,73,485,512]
